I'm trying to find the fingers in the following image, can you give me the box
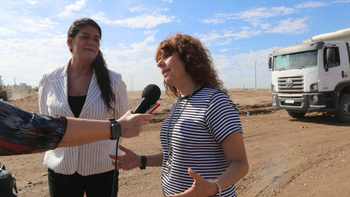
[126,110,152,121]
[118,113,152,138]
[132,113,152,124]
[109,154,116,160]
[188,168,199,180]
[131,114,152,127]
[141,113,152,121]
[118,144,128,153]
[114,160,123,170]
[111,158,116,167]
[110,156,123,169]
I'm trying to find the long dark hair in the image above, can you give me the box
[68,17,115,114]
[155,33,225,97]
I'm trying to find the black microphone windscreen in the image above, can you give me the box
[141,84,161,102]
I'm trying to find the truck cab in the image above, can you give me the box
[268,29,350,122]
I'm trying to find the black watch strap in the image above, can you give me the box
[109,118,121,140]
[139,155,147,170]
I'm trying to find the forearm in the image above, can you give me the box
[215,132,249,191]
[0,100,150,155]
[58,118,110,147]
[59,112,151,147]
[215,161,249,190]
[142,153,163,167]
[195,161,249,197]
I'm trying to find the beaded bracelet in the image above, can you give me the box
[211,179,221,197]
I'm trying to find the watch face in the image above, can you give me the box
[111,122,121,139]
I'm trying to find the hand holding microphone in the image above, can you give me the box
[114,84,160,138]
[117,84,160,138]
[133,84,161,114]
[111,84,161,197]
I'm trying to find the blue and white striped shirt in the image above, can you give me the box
[160,86,242,197]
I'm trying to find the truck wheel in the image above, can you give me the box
[2,91,7,101]
[336,94,350,123]
[287,111,306,118]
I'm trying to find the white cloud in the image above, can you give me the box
[144,30,159,35]
[215,39,232,46]
[57,0,86,17]
[201,19,224,24]
[129,6,147,13]
[332,0,350,2]
[20,17,57,33]
[219,49,229,52]
[26,0,37,5]
[196,30,221,42]
[295,1,329,9]
[0,17,58,35]
[130,6,169,13]
[197,3,312,45]
[163,0,173,3]
[266,17,309,34]
[40,18,56,25]
[206,6,296,24]
[195,16,309,45]
[92,13,175,29]
[0,34,70,87]
[0,27,20,36]
[131,35,156,49]
[237,6,296,20]
[196,29,262,44]
[214,47,278,89]
[102,36,164,91]
[159,8,170,12]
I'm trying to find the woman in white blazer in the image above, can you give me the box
[38,18,128,197]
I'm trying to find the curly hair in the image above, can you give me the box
[67,18,115,115]
[155,33,225,97]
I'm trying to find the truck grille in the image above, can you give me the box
[278,76,303,93]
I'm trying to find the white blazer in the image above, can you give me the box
[38,63,129,175]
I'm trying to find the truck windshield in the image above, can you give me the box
[273,50,318,71]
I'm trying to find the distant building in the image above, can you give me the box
[10,83,32,93]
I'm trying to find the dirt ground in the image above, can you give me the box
[1,89,350,197]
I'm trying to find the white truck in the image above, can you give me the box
[268,28,350,123]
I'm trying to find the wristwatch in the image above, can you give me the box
[109,119,121,140]
[139,155,147,170]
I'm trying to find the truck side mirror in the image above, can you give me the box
[268,55,272,71]
[324,63,329,72]
[325,48,335,72]
[326,48,335,63]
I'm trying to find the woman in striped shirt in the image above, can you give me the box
[111,33,249,196]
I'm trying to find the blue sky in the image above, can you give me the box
[1,0,350,91]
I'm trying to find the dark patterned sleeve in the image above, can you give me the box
[0,101,67,156]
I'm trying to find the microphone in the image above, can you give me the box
[133,84,161,114]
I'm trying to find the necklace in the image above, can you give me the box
[165,85,197,175]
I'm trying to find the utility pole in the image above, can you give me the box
[122,52,124,77]
[130,75,134,91]
[254,61,258,89]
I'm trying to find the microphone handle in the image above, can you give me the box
[133,98,154,114]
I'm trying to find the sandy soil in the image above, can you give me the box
[1,89,350,197]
